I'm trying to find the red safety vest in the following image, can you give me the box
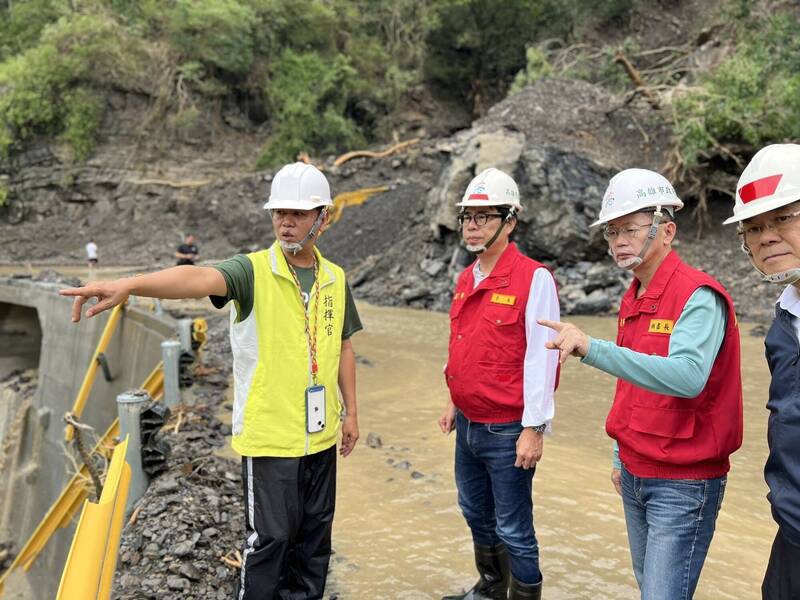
[606,251,743,479]
[445,243,552,423]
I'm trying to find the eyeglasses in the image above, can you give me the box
[602,222,656,241]
[739,209,800,244]
[458,213,505,227]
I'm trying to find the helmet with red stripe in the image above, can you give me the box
[725,144,800,284]
[456,168,522,212]
[724,144,800,225]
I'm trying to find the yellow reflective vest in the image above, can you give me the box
[229,242,345,457]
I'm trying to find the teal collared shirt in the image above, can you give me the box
[580,287,727,470]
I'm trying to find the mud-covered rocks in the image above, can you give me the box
[112,316,243,600]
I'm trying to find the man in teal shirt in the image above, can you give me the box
[541,168,741,600]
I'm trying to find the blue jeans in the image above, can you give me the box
[620,465,727,600]
[454,411,540,584]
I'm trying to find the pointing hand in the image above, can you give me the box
[537,319,590,364]
[59,280,130,322]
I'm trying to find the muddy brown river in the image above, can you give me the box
[0,265,774,598]
[327,304,773,600]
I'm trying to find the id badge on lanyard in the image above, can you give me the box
[288,259,326,434]
[306,385,326,433]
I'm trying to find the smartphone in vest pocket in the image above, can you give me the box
[306,385,326,433]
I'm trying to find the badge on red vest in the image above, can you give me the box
[490,293,516,306]
[648,319,674,334]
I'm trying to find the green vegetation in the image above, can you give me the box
[506,2,800,187]
[673,13,800,166]
[0,10,142,160]
[0,0,582,166]
[166,0,256,78]
[509,47,553,94]
[256,50,363,169]
[0,0,796,176]
[424,0,569,110]
[0,0,434,165]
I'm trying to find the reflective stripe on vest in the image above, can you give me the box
[229,242,345,457]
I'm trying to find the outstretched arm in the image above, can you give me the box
[539,288,727,398]
[60,265,227,322]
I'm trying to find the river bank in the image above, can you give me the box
[97,300,774,599]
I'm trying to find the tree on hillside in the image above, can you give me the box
[424,0,571,117]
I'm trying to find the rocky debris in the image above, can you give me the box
[109,312,354,599]
[0,541,15,572]
[556,261,630,315]
[477,79,673,171]
[0,368,37,393]
[112,316,244,600]
[2,272,81,292]
[316,79,675,314]
[672,202,775,324]
[0,369,38,477]
[30,270,82,287]
[365,432,431,482]
[0,370,39,580]
[324,80,772,323]
[366,432,383,449]
[354,354,373,367]
[0,78,775,323]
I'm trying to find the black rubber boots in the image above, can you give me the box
[508,575,542,600]
[441,543,510,600]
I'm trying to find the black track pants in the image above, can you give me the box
[236,445,337,600]
[762,528,800,600]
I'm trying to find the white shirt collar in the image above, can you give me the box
[472,261,489,288]
[778,284,800,318]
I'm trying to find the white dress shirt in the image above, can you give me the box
[473,262,560,430]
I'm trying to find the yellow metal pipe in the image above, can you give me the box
[0,417,119,594]
[0,363,164,595]
[56,437,131,600]
[65,303,125,442]
[329,186,389,224]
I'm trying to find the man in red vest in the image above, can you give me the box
[439,168,560,600]
[540,168,743,599]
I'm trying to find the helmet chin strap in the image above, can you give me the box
[464,211,515,254]
[277,209,327,256]
[609,207,664,271]
[739,239,800,284]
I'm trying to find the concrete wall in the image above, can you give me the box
[0,277,178,600]
[0,302,41,381]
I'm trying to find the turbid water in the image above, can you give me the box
[326,304,773,600]
[0,265,774,598]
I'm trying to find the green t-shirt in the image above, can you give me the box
[210,253,363,340]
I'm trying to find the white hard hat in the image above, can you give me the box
[263,162,333,211]
[457,168,522,212]
[592,168,683,227]
[723,144,800,225]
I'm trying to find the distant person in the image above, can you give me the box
[540,168,743,600]
[175,234,199,265]
[61,163,362,600]
[85,239,98,268]
[723,144,800,600]
[439,168,559,600]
